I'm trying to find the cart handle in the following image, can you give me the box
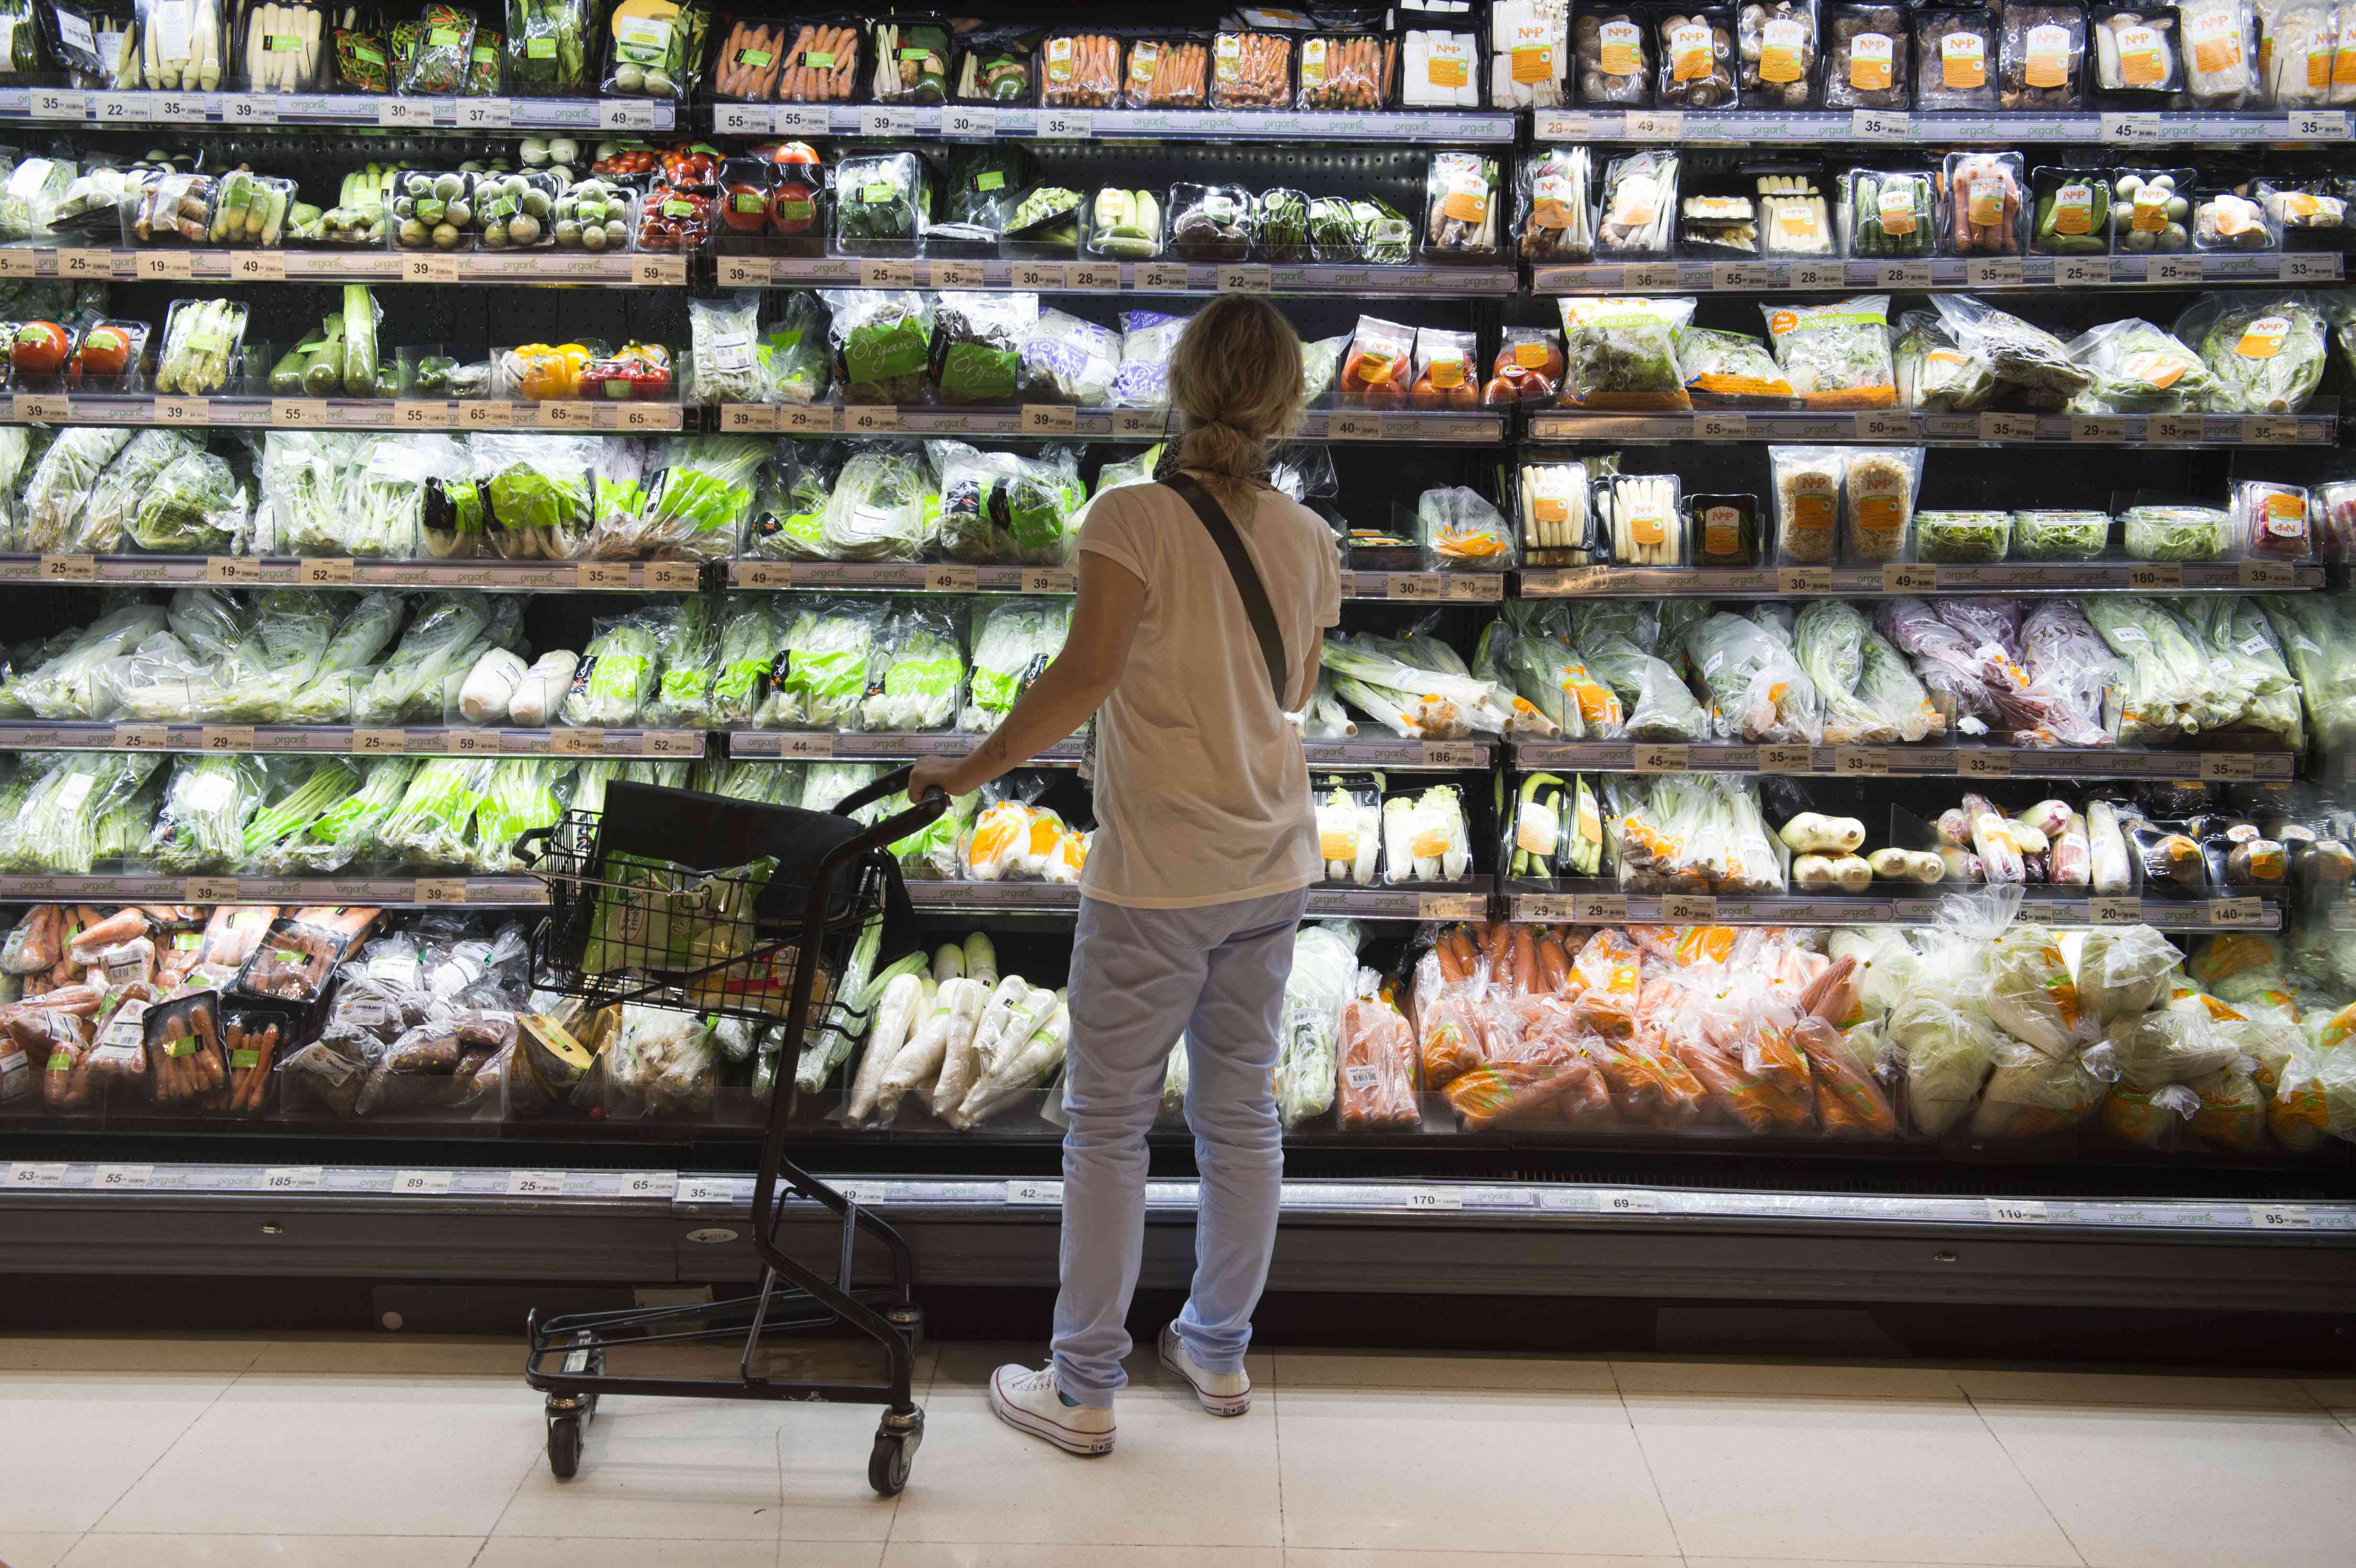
[512,825,556,869]
[840,765,951,850]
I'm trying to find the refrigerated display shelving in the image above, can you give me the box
[1533,107,2356,145]
[706,104,1517,142]
[1525,409,2339,446]
[0,246,689,288]
[0,90,672,131]
[1,393,687,434]
[0,874,542,905]
[0,555,704,591]
[1508,741,2300,782]
[1517,564,2323,597]
[731,403,1508,443]
[0,723,706,758]
[716,252,1519,297]
[1533,253,2342,295]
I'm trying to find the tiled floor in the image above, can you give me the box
[3,1332,2354,1568]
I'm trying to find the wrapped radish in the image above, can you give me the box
[1973,810,2026,882]
[2052,812,2093,886]
[2089,799,2132,892]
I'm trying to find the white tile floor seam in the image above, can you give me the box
[1960,1392,2093,1568]
[77,1369,247,1541]
[1611,1386,1687,1564]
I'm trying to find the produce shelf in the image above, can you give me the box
[729,403,1506,443]
[1533,106,2356,146]
[1303,740,1495,770]
[0,555,704,592]
[722,731,1085,764]
[724,560,1075,593]
[0,245,686,287]
[1508,740,2299,782]
[1525,408,2336,446]
[1516,563,2323,597]
[1531,252,2338,295]
[0,874,545,906]
[705,102,1517,142]
[900,881,1492,920]
[0,722,705,759]
[1,392,685,434]
[1342,570,1506,603]
[712,251,1518,297]
[1504,883,2277,932]
[0,87,670,131]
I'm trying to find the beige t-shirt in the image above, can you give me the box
[1074,477,1343,909]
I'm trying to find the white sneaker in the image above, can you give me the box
[989,1363,1115,1455]
[1159,1323,1252,1416]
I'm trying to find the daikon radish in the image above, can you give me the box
[846,970,923,1123]
[932,943,964,984]
[459,647,528,725]
[926,977,996,1112]
[876,978,967,1119]
[948,984,1064,1128]
[956,1001,1072,1128]
[508,650,578,726]
[963,931,998,986]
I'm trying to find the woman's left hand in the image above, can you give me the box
[908,756,966,804]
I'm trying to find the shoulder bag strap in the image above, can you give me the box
[1161,472,1287,705]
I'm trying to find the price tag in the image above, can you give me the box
[931,261,987,289]
[184,877,240,902]
[1979,412,2041,442]
[716,255,774,288]
[1383,573,1444,601]
[535,401,593,429]
[1068,261,1120,291]
[2237,561,2298,588]
[1420,742,1481,768]
[379,98,436,127]
[1021,567,1076,594]
[0,248,32,278]
[1957,749,2012,778]
[400,252,461,284]
[773,103,832,135]
[2088,896,2142,924]
[677,1176,738,1205]
[270,398,329,426]
[550,729,610,756]
[32,87,89,119]
[2250,1203,2313,1228]
[1777,567,1831,593]
[2141,255,2203,285]
[2280,252,2336,283]
[1850,108,1911,139]
[1882,564,1936,592]
[1835,747,1889,776]
[1854,411,1910,441]
[842,405,899,434]
[643,731,700,757]
[2208,897,2263,926]
[859,259,916,289]
[135,249,194,281]
[1398,1187,1465,1210]
[92,93,142,123]
[1634,744,1688,773]
[2100,111,2162,143]
[114,725,171,749]
[1788,260,1845,291]
[199,726,256,752]
[2012,900,2058,925]
[1139,262,1193,291]
[393,399,453,430]
[1010,261,1067,290]
[2199,753,2255,782]
[457,97,513,129]
[644,561,700,592]
[94,1164,155,1189]
[1758,744,1814,773]
[1695,411,1748,440]
[1985,1198,2051,1223]
[855,105,916,137]
[6,1162,67,1188]
[617,1170,679,1199]
[1020,403,1078,435]
[776,732,837,759]
[1876,261,1932,289]
[392,1169,454,1195]
[1660,893,1716,921]
[1571,894,1630,922]
[38,553,97,582]
[780,403,838,434]
[616,403,672,432]
[413,878,469,905]
[1598,1189,1660,1215]
[2246,416,2301,445]
[2127,562,2183,590]
[1966,257,2025,288]
[924,565,981,594]
[153,395,210,426]
[350,730,405,755]
[228,250,288,282]
[1038,109,1094,139]
[2070,416,2126,443]
[629,255,687,288]
[1625,109,1684,140]
[2055,256,2111,287]
[576,562,635,589]
[262,1165,324,1191]
[718,402,780,434]
[1112,408,1168,437]
[735,561,792,588]
[1218,264,1273,294]
[506,1169,567,1196]
[2289,109,2350,140]
[1443,575,1504,603]
[600,100,658,130]
[12,393,68,422]
[941,105,997,137]
[1006,1178,1064,1205]
[2147,414,2204,446]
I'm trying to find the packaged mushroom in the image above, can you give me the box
[1519,146,1595,261]
[2256,0,2336,106]
[1999,2,2088,109]
[1658,8,1739,107]
[1575,7,1654,102]
[1915,0,2000,108]
[2178,0,2254,106]
[2089,5,2182,98]
[1825,3,1910,106]
[1738,1,1819,105]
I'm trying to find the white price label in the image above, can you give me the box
[677,1176,738,1205]
[2070,416,2126,443]
[93,93,142,122]
[38,554,97,582]
[1660,893,1716,921]
[350,729,406,755]
[2100,111,2162,142]
[11,392,67,421]
[153,396,210,425]
[1139,262,1193,290]
[2246,416,2301,445]
[1979,412,2041,442]
[94,1164,155,1189]
[1599,1189,1660,1214]
[941,106,997,137]
[1985,1198,2051,1223]
[1625,262,1680,290]
[1696,412,1749,440]
[184,877,240,903]
[644,561,700,592]
[1834,747,1889,776]
[1851,108,1910,138]
[2088,896,2142,925]
[774,104,832,135]
[717,255,774,287]
[2127,562,2184,589]
[2289,110,2350,140]
[2013,900,2059,925]
[2149,255,2204,284]
[2148,414,2204,446]
[1112,408,1167,437]
[575,562,635,589]
[1039,109,1093,139]
[1328,412,1385,440]
[1634,744,1688,773]
[6,1162,67,1187]
[535,401,593,429]
[413,878,469,905]
[457,98,513,129]
[1882,564,1936,592]
[1069,262,1120,291]
[392,1169,453,1194]
[1625,109,1684,139]
[643,731,699,757]
[379,98,437,127]
[931,261,986,289]
[1218,264,1273,294]
[2237,561,2299,588]
[600,100,658,130]
[2280,253,2335,283]
[445,729,502,754]
[199,726,256,752]
[1966,257,2024,288]
[2199,753,2256,781]
[1011,261,1067,290]
[32,88,88,119]
[1854,411,1910,441]
[550,729,610,757]
[1788,260,1844,290]
[781,403,839,433]
[1876,261,1931,289]
[859,259,916,289]
[262,1165,324,1191]
[1006,1178,1064,1206]
[506,1170,567,1197]
[1417,894,1485,920]
[403,252,461,283]
[1759,744,1815,772]
[230,250,288,281]
[720,403,782,433]
[1777,567,1832,593]
[1021,403,1078,435]
[2208,897,2263,926]
[620,403,673,432]
[631,255,687,288]
[843,405,900,433]
[2250,1203,2313,1228]
[617,1171,678,1199]
[925,565,980,593]
[2056,257,2111,286]
[1022,567,1076,594]
[393,399,451,429]
[778,732,836,759]
[136,249,194,280]
[271,398,328,425]
[1571,894,1630,922]
[858,107,916,136]
[735,561,791,588]
[1399,1187,1465,1210]
[1958,749,2013,778]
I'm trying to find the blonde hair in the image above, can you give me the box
[1164,296,1304,500]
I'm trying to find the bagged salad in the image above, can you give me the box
[1557,295,1696,410]
[1763,294,1897,409]
[932,442,1083,564]
[819,288,932,404]
[2179,292,2327,414]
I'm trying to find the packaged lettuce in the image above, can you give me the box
[1763,294,1897,409]
[2178,292,2326,414]
[2012,509,2111,560]
[818,288,933,403]
[2062,316,2216,414]
[854,602,965,732]
[818,445,931,561]
[1915,509,2012,563]
[1555,295,1696,410]
[932,443,1084,564]
[929,291,1036,405]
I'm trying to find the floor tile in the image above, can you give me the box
[0,1533,82,1568]
[888,1547,1283,1568]
[1275,1387,1677,1557]
[1625,1393,2080,1566]
[249,1334,524,1378]
[474,1540,782,1568]
[1271,1349,1614,1393]
[1285,1553,1681,1568]
[60,1537,481,1568]
[494,1394,786,1543]
[1955,1369,2323,1409]
[95,1377,540,1538]
[888,1379,1284,1547]
[1979,1402,2356,1568]
[1611,1359,1964,1401]
[2301,1376,2356,1405]
[772,1546,885,1568]
[0,1375,234,1534]
[0,1336,268,1374]
[929,1339,1275,1399]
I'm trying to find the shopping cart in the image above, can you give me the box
[516,772,946,1495]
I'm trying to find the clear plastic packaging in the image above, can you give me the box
[237,4,331,92]
[2177,292,2327,413]
[1559,295,1696,409]
[1770,446,1844,564]
[1677,325,1795,406]
[1739,0,1820,105]
[2030,166,2111,255]
[1915,0,1999,107]
[1039,30,1120,106]
[1658,7,1739,107]
[471,169,560,250]
[1943,150,2025,255]
[866,16,951,105]
[1849,168,1937,257]
[1518,459,1592,560]
[1757,169,1834,255]
[834,150,924,251]
[1489,325,1567,403]
[401,4,480,94]
[1597,472,1683,566]
[1338,315,1418,409]
[1843,446,1921,562]
[1084,187,1161,259]
[2112,167,2193,252]
[1576,7,1652,101]
[1999,2,2087,108]
[1763,294,1897,408]
[2090,5,2182,97]
[1381,784,1472,884]
[2013,508,2112,558]
[2178,0,2254,106]
[1211,28,1291,107]
[952,25,1034,102]
[1419,485,1516,569]
[2121,502,2234,560]
[1825,2,1909,106]
[1122,35,1209,107]
[1165,183,1252,261]
[1519,146,1594,262]
[126,171,215,245]
[1425,151,1500,255]
[708,16,793,100]
[2193,189,2278,250]
[153,297,249,395]
[771,16,861,101]
[1596,148,1679,257]
[131,0,224,87]
[1401,20,1480,105]
[1916,508,2014,562]
[1690,491,1762,565]
[1491,0,1567,107]
[1409,326,1481,411]
[388,168,480,251]
[2234,479,2313,559]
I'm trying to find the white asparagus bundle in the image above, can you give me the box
[1595,473,1682,566]
[1519,462,1588,553]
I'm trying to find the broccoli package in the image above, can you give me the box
[931,442,1083,564]
[819,288,933,403]
[928,291,1037,405]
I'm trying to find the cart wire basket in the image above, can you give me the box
[517,773,947,1496]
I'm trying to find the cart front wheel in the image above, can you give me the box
[869,1428,918,1496]
[548,1413,584,1480]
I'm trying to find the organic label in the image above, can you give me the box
[1968,185,2001,227]
[1877,185,1918,236]
[1130,40,1159,81]
[1942,31,1986,88]
[2132,187,2169,232]
[2025,22,2070,87]
[2238,315,2289,359]
[1512,41,1555,84]
[1669,22,1712,82]
[1761,18,1806,81]
[2188,2,2244,76]
[1849,32,1893,90]
[1514,341,1551,368]
[2122,349,2186,389]
[1704,505,1741,554]
[2119,25,2167,84]
[1301,37,1327,83]
[1428,355,1466,389]
[2054,184,2095,235]
[1425,34,1472,86]
[1600,19,1641,75]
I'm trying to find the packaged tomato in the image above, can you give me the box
[720,157,774,234]
[1408,327,1480,410]
[1485,326,1564,404]
[637,185,714,249]
[1338,315,1416,408]
[69,319,148,381]
[661,145,726,189]
[10,320,74,378]
[770,169,821,234]
[592,143,662,178]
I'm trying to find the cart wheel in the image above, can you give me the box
[547,1414,584,1481]
[868,1428,918,1497]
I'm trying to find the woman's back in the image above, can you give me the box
[1075,477,1341,909]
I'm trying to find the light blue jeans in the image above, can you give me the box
[1050,886,1308,1408]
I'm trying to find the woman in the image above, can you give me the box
[907,296,1340,1455]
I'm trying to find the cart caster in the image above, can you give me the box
[547,1413,584,1481]
[868,1411,924,1497]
